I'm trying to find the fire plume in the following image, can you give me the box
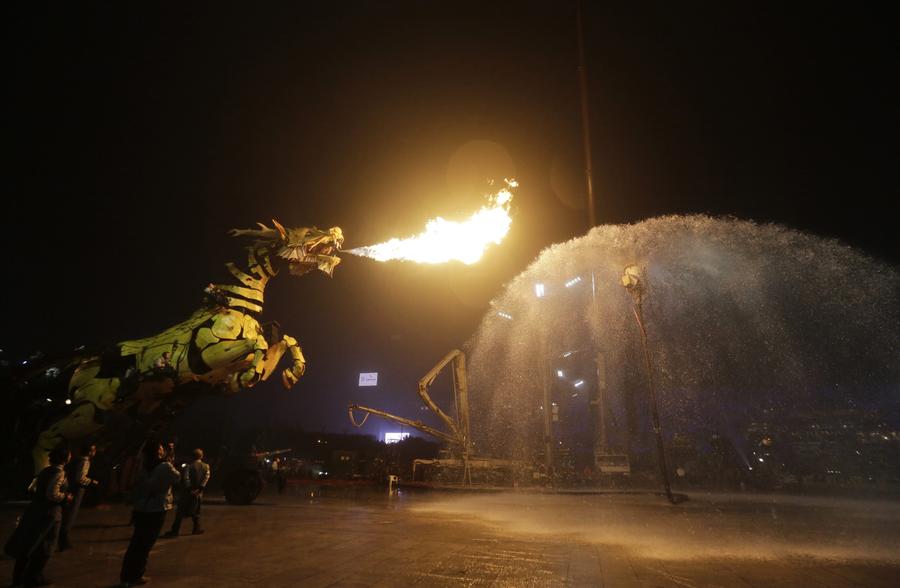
[347,180,517,265]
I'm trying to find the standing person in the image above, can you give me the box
[163,448,210,538]
[119,440,180,588]
[276,458,288,494]
[58,443,99,551]
[124,448,144,528]
[4,445,72,588]
[165,441,177,465]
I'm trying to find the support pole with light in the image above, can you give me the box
[621,265,675,504]
[576,0,597,228]
[541,347,555,480]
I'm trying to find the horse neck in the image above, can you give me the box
[210,246,278,314]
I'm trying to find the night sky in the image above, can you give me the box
[5,2,897,438]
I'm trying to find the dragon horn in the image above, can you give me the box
[228,222,277,239]
[271,219,288,240]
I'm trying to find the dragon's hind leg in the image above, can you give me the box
[32,400,106,473]
[31,360,121,473]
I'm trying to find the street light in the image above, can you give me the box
[621,265,675,504]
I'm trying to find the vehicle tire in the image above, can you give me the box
[223,469,264,505]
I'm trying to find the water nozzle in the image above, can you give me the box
[621,264,645,299]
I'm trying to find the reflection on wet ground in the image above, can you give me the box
[410,489,900,562]
[1,486,898,587]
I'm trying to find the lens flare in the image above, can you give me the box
[347,180,517,265]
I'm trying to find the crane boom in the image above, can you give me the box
[347,404,460,446]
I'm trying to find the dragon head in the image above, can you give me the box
[230,221,344,277]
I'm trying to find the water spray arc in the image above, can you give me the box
[467,216,899,498]
[621,265,675,504]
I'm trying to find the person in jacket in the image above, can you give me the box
[119,440,180,587]
[58,443,98,551]
[163,448,211,537]
[4,445,72,588]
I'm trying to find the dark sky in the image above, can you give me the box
[5,2,897,437]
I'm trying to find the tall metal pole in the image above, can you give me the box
[622,266,675,503]
[577,0,597,228]
[541,354,554,477]
[594,351,608,453]
[632,301,674,503]
[579,2,607,478]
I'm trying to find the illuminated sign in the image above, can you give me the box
[358,373,378,387]
[384,432,410,444]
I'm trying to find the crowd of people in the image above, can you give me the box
[3,440,211,588]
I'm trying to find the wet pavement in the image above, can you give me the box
[2,485,898,587]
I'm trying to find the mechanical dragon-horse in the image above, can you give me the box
[24,221,343,479]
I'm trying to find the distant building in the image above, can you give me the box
[746,408,899,486]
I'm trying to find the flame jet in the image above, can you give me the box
[346,179,517,265]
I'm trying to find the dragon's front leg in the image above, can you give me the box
[280,334,306,389]
[229,334,270,392]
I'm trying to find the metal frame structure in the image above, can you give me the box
[349,349,473,484]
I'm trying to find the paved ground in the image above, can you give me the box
[2,485,898,587]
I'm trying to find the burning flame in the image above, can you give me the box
[347,179,517,264]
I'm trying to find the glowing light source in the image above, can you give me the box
[565,276,582,288]
[534,283,545,297]
[385,432,410,444]
[358,373,378,387]
[556,369,564,378]
[497,311,513,320]
[346,180,517,265]
[65,399,72,405]
[574,380,584,388]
